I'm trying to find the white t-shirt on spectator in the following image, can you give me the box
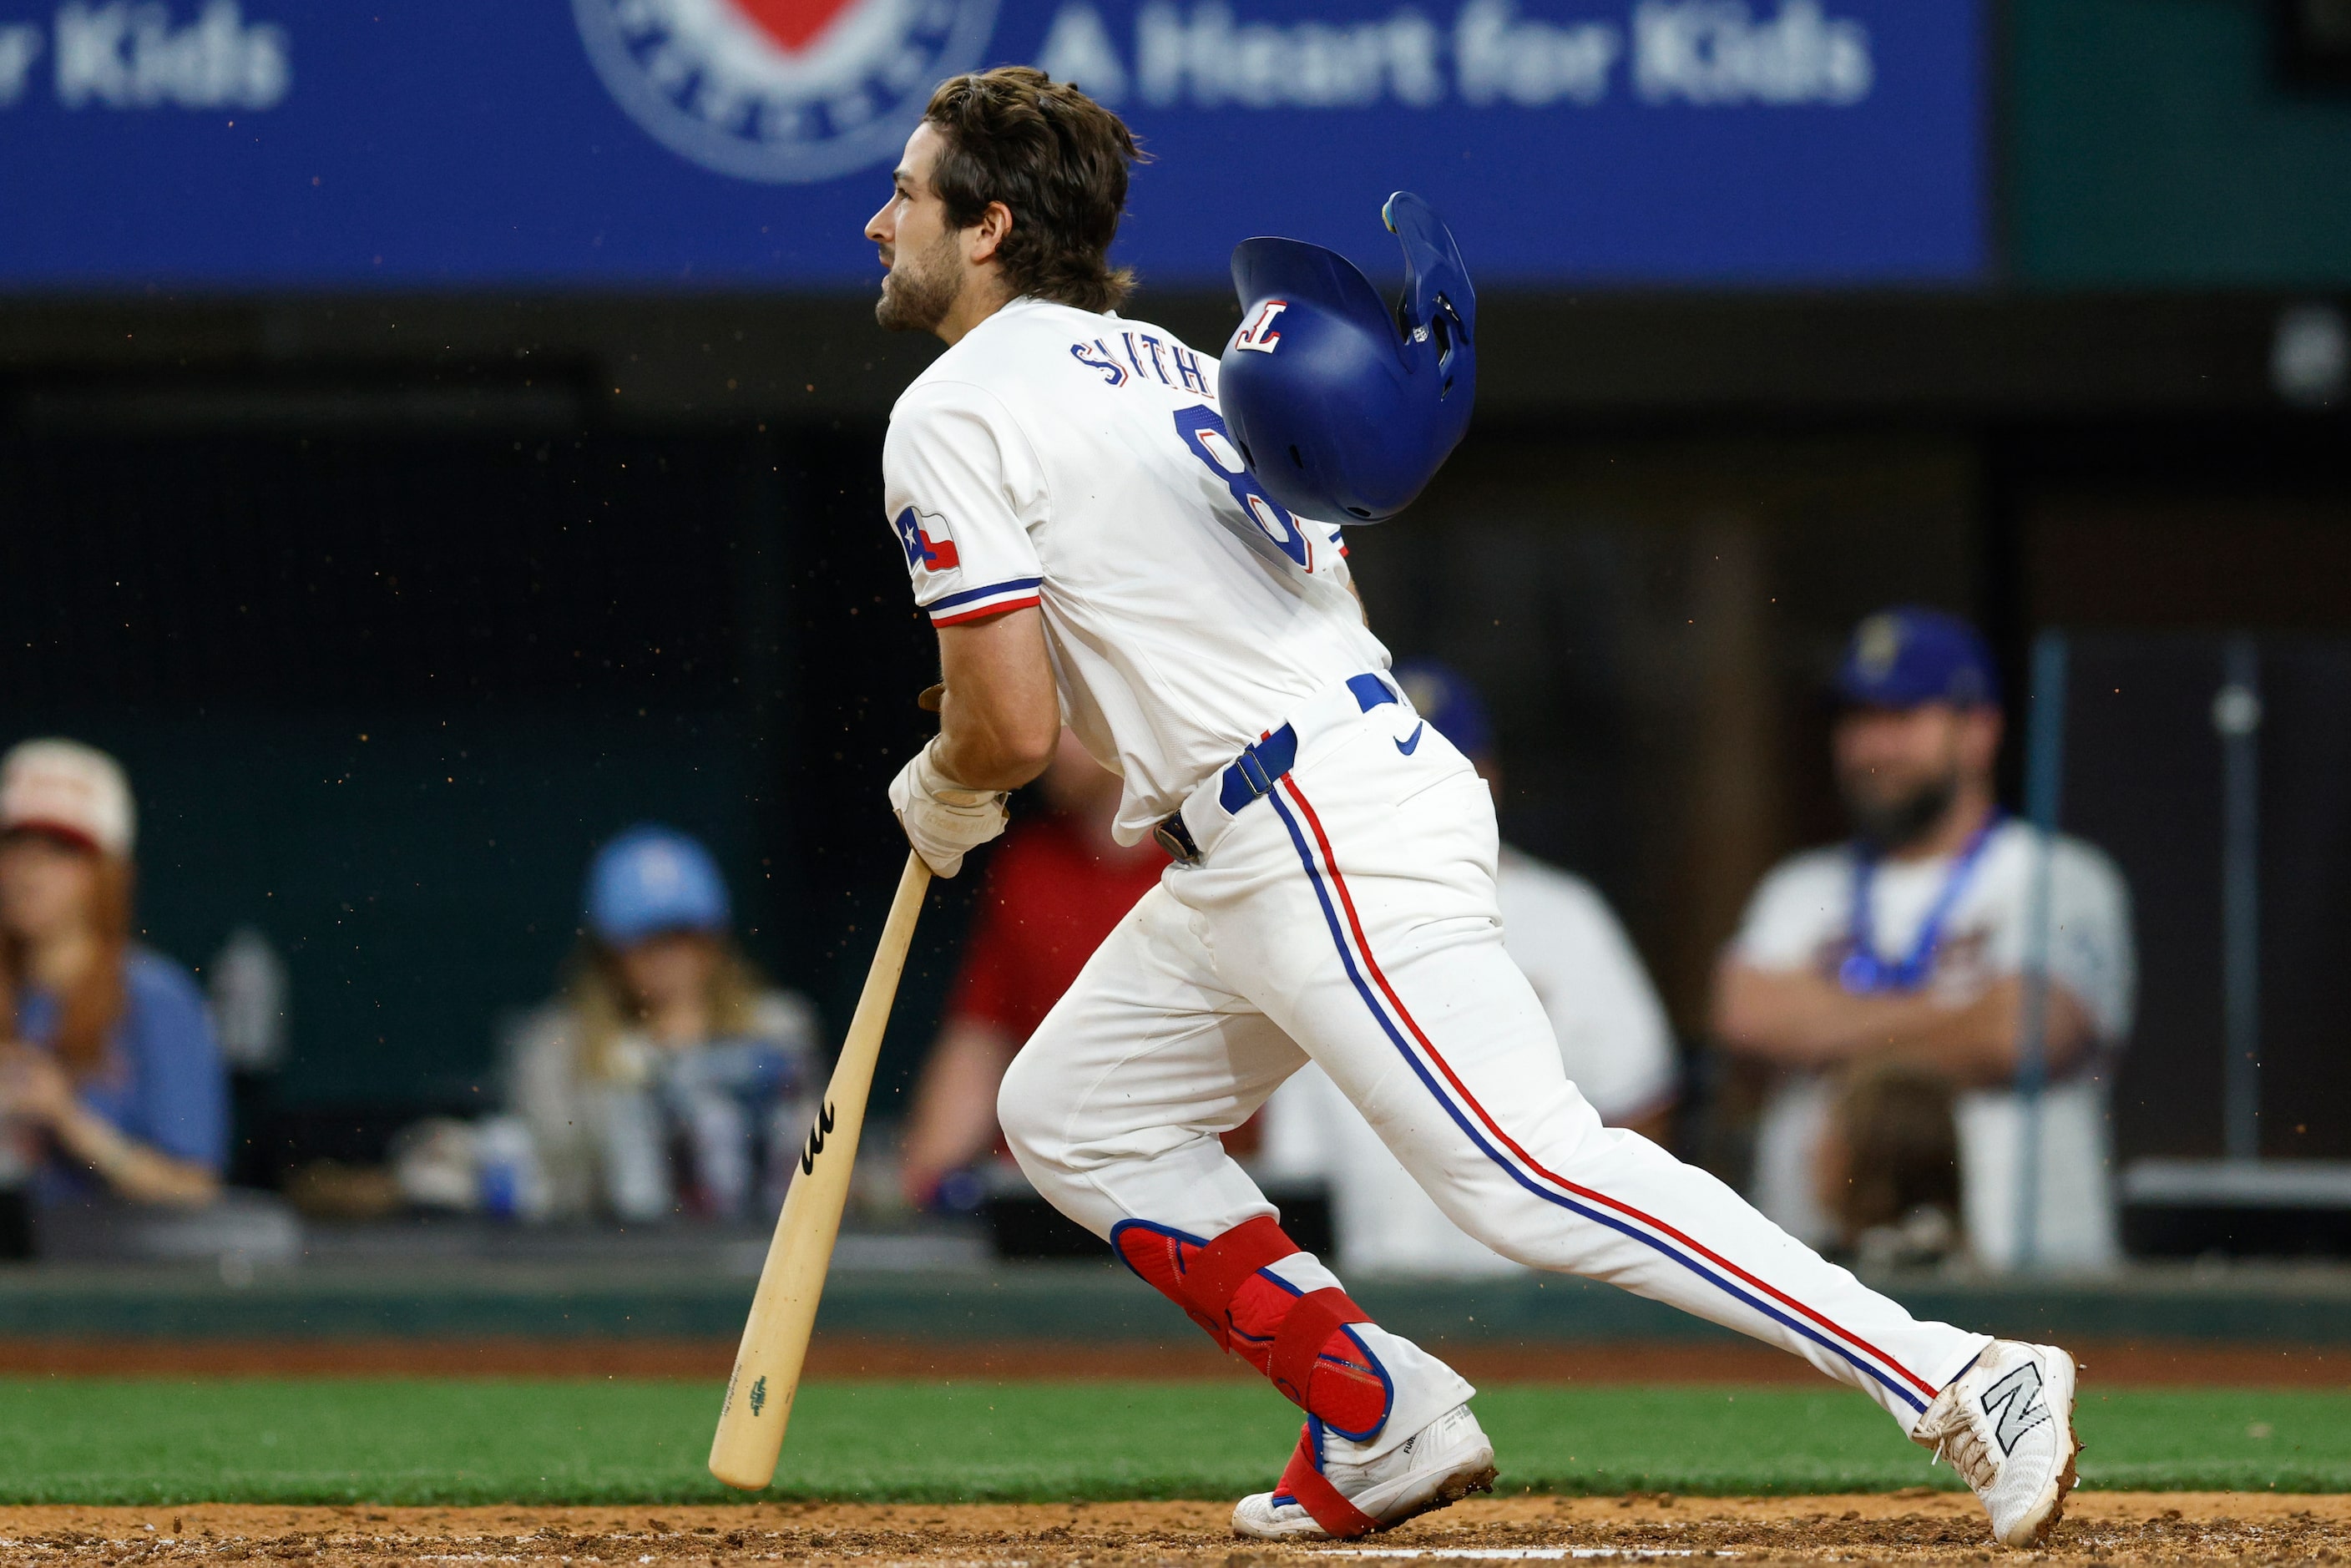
[1261,847,1676,1275]
[1728,817,2135,1269]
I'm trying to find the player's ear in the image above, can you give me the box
[966,200,1014,266]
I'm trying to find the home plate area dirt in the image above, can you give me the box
[3,1495,2347,1565]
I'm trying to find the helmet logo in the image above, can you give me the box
[1234,299,1289,354]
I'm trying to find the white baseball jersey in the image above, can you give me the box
[1260,845,1677,1275]
[891,294,1995,1463]
[1728,819,2136,1267]
[882,296,1386,843]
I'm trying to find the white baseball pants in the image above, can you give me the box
[999,689,1990,1458]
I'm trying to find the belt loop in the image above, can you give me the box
[1236,746,1274,797]
[1347,672,1398,712]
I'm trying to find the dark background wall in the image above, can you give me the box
[2010,0,2351,288]
[5,399,2346,1176]
[0,425,988,1125]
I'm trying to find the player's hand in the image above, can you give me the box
[887,738,1009,878]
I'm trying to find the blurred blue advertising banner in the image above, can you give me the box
[0,0,1984,290]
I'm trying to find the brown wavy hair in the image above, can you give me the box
[923,67,1144,312]
[0,840,133,1077]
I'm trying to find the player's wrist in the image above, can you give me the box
[912,737,1001,807]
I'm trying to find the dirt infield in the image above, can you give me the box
[2,1495,2345,1565]
[6,1336,2348,1385]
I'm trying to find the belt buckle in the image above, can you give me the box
[1153,812,1201,865]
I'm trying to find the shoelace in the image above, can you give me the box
[1925,1417,1996,1490]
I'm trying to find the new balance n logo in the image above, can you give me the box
[1979,1360,2049,1456]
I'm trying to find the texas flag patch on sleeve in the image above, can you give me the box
[893,507,961,572]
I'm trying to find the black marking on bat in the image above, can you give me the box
[800,1100,837,1176]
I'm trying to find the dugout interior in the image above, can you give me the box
[2,287,2347,1264]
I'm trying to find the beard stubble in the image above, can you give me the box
[1839,768,1961,854]
[875,230,962,334]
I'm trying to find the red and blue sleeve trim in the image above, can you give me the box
[927,576,1043,627]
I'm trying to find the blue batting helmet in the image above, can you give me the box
[1220,191,1477,524]
[586,824,731,947]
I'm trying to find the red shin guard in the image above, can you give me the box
[1113,1216,1391,1439]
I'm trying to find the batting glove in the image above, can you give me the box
[887,739,1009,878]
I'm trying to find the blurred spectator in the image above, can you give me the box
[897,731,1165,1209]
[1712,608,2136,1269]
[0,740,225,1208]
[503,825,821,1224]
[1260,660,1677,1275]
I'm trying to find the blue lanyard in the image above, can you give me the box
[1838,814,2003,995]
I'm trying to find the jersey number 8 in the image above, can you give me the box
[1173,404,1307,569]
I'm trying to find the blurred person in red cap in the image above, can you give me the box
[897,731,1165,1209]
[0,739,225,1207]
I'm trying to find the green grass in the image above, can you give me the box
[1,1378,2346,1505]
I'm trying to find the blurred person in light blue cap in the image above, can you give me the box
[1258,659,1678,1277]
[1713,608,2136,1272]
[586,825,732,946]
[502,824,822,1224]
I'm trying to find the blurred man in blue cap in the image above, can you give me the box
[1260,659,1677,1275]
[1712,608,2136,1271]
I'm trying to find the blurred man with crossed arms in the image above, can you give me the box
[1712,608,2135,1270]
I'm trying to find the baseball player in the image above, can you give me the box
[868,68,2078,1547]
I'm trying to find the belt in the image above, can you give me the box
[1154,672,1399,865]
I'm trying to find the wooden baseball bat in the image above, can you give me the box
[710,849,933,1490]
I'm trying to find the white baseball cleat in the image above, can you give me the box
[1912,1340,2080,1549]
[1231,1404,1497,1540]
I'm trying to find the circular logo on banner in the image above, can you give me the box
[574,0,1002,185]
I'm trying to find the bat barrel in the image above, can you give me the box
[708,851,933,1489]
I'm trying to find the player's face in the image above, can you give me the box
[867,124,963,335]
[0,830,99,944]
[1832,703,1995,849]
